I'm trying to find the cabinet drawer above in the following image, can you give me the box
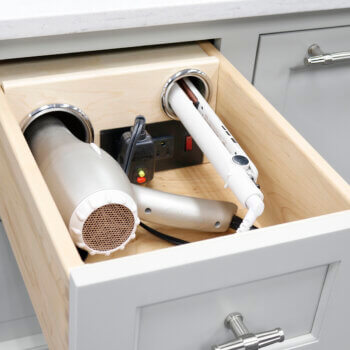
[0,42,349,350]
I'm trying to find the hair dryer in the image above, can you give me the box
[25,116,237,255]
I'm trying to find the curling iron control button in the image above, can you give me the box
[185,135,193,151]
[233,155,249,166]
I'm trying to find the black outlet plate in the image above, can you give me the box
[100,120,203,172]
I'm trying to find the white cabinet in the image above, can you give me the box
[254,26,350,182]
[0,41,348,350]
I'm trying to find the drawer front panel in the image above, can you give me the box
[71,213,350,350]
[138,265,328,349]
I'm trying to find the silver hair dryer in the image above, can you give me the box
[26,117,237,255]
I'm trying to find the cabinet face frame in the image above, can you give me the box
[0,42,349,350]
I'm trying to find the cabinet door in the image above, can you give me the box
[0,223,42,344]
[254,26,350,182]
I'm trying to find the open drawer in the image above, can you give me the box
[0,42,349,350]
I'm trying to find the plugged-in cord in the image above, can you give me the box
[141,214,257,247]
[230,215,257,231]
[140,222,188,245]
[123,115,146,175]
[122,116,190,245]
[236,195,264,233]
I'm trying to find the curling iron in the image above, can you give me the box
[168,78,264,232]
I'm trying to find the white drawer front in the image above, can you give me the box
[70,211,350,350]
[138,265,328,349]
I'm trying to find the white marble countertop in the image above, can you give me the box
[1,0,350,41]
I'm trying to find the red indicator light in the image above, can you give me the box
[137,176,146,184]
[185,135,193,151]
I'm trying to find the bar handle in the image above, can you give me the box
[212,312,285,350]
[305,44,350,65]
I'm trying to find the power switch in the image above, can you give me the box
[137,176,146,184]
[185,135,193,151]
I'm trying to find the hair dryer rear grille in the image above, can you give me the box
[82,204,135,252]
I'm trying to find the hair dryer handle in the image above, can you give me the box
[132,185,237,232]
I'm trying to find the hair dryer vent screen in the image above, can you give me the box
[82,204,135,252]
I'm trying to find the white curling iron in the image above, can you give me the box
[168,78,264,232]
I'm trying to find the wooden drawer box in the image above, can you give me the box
[0,42,349,350]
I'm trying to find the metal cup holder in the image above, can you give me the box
[22,103,94,143]
[161,68,212,120]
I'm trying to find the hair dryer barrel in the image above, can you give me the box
[26,117,139,255]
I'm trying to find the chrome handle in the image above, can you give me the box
[212,312,284,350]
[305,44,350,65]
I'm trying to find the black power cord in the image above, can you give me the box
[122,116,188,245]
[78,214,257,261]
[141,216,257,246]
[123,115,146,175]
[140,222,188,245]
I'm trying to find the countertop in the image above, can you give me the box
[1,0,350,41]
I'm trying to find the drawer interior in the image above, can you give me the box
[0,40,349,263]
[0,41,349,349]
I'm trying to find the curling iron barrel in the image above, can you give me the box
[163,70,265,231]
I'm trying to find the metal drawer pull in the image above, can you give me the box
[305,44,350,65]
[212,312,284,350]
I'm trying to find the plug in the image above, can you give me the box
[118,119,155,184]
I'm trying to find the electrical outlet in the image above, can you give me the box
[100,120,203,173]
[154,136,174,160]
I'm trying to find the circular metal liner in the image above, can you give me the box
[161,68,212,120]
[22,104,94,143]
